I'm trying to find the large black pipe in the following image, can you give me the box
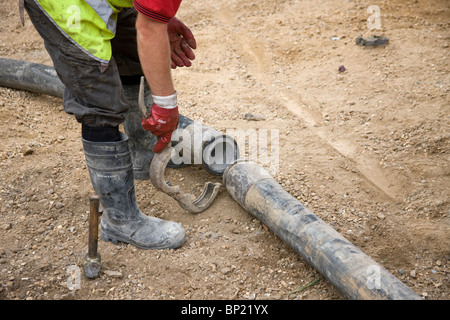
[224,160,422,300]
[0,58,238,175]
[0,58,64,98]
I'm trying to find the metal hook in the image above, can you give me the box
[138,76,149,118]
[140,77,221,213]
[149,145,221,214]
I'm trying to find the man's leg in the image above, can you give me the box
[112,9,183,180]
[24,0,185,249]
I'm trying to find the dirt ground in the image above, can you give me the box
[0,0,448,301]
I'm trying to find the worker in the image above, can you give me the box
[21,0,197,250]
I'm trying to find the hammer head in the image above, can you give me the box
[83,253,101,279]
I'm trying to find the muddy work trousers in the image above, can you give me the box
[24,0,144,127]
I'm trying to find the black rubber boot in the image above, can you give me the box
[82,133,186,250]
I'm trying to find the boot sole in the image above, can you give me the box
[100,226,185,250]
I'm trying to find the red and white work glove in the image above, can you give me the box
[141,92,179,153]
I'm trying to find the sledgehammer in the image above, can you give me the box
[83,194,101,279]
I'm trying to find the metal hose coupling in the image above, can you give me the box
[149,144,221,214]
[138,77,239,176]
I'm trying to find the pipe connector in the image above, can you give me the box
[138,76,239,176]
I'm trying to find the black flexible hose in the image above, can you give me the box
[0,58,64,98]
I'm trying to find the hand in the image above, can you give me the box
[141,104,179,153]
[167,17,197,69]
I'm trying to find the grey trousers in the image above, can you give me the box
[24,0,144,127]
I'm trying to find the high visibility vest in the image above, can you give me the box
[34,0,134,64]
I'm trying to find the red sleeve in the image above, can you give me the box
[133,0,182,23]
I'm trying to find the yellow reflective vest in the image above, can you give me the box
[34,0,134,63]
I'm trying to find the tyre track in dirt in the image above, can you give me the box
[217,3,404,203]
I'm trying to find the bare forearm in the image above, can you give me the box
[136,13,175,97]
